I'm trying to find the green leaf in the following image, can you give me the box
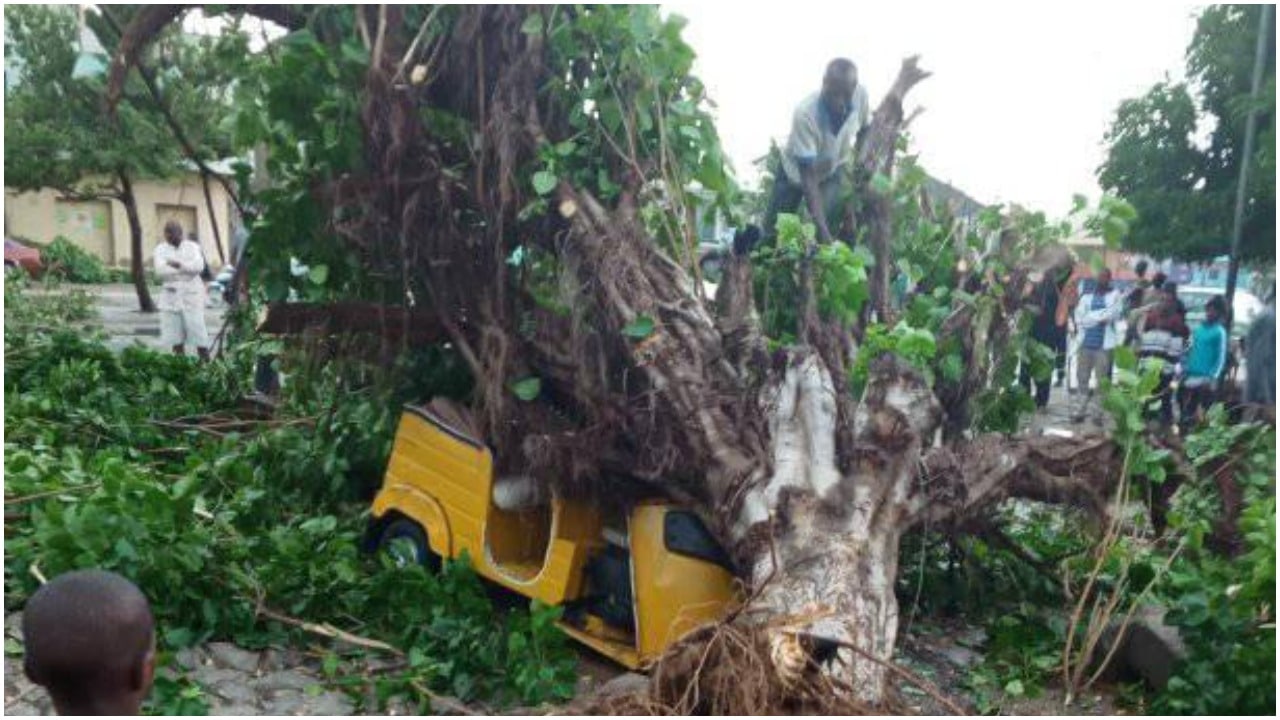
[339,42,367,66]
[164,626,195,648]
[532,170,557,196]
[114,537,138,561]
[322,652,339,677]
[520,13,544,37]
[941,353,965,383]
[511,377,542,401]
[308,264,329,285]
[1004,679,1025,696]
[1102,216,1129,246]
[621,315,655,339]
[870,172,893,195]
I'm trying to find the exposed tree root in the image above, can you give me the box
[564,602,976,715]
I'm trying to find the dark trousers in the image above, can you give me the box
[1022,329,1064,408]
[763,170,842,240]
[1020,334,1057,409]
[1179,381,1215,431]
[1019,365,1053,408]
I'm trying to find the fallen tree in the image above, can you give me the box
[109,5,1127,707]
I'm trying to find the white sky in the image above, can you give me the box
[661,0,1203,217]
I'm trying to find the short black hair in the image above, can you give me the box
[23,570,154,703]
[825,58,857,79]
[1152,271,1167,289]
[1135,260,1149,277]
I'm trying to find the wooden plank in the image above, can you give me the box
[256,302,445,345]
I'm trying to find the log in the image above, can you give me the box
[256,302,445,345]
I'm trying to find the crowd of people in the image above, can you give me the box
[1022,258,1276,431]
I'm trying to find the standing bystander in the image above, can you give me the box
[1071,269,1125,423]
[1179,295,1229,432]
[154,220,211,361]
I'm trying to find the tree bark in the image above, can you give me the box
[117,169,156,313]
[855,56,930,326]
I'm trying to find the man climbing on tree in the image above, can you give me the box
[763,58,872,244]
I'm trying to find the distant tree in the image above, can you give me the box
[1098,4,1275,263]
[4,5,248,311]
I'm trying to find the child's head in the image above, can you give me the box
[23,570,156,715]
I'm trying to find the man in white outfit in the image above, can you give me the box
[153,220,210,360]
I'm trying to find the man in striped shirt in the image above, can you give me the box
[1137,287,1190,426]
[1071,269,1125,423]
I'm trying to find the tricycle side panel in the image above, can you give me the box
[630,505,739,663]
[375,410,492,560]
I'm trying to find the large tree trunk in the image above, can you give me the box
[117,169,155,313]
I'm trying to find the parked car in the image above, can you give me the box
[207,264,236,307]
[4,238,43,277]
[1179,286,1261,339]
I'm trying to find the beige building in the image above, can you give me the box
[4,168,234,270]
[1063,232,1144,280]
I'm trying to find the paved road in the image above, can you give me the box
[96,283,230,353]
[75,283,229,354]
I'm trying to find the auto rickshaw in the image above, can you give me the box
[364,400,740,668]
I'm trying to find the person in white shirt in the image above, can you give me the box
[763,58,872,245]
[1071,269,1126,423]
[153,220,210,360]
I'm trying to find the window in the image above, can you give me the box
[664,511,735,573]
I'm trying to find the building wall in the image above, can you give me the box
[4,171,232,270]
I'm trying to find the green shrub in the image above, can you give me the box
[1153,408,1276,715]
[3,281,571,711]
[38,236,111,283]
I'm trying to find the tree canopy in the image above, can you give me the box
[1098,4,1275,262]
[4,5,177,199]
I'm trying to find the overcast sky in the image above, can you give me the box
[661,1,1203,217]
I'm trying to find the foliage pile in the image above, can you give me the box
[1155,405,1275,714]
[3,272,96,337]
[32,236,112,284]
[896,353,1276,714]
[3,285,575,713]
